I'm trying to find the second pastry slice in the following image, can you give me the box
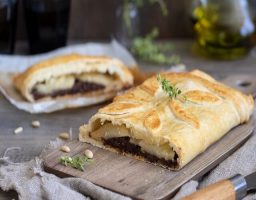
[13,54,133,102]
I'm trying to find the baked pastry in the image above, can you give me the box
[13,54,133,102]
[79,70,254,170]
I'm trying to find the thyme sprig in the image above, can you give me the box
[60,155,93,171]
[157,74,183,99]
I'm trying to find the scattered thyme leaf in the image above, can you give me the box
[157,74,184,99]
[131,28,181,65]
[60,155,93,171]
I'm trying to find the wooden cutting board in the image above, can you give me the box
[43,75,256,200]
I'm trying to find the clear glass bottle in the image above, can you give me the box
[114,0,140,49]
[191,0,255,60]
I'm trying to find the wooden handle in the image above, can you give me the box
[182,180,236,200]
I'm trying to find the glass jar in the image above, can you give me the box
[114,0,140,49]
[191,0,255,60]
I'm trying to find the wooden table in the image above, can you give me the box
[1,40,256,199]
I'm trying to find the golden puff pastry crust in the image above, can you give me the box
[13,54,133,102]
[79,70,254,170]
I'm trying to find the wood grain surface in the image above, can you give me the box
[43,119,254,200]
[43,75,256,200]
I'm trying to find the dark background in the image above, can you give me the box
[16,0,194,41]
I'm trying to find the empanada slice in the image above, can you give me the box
[79,70,254,170]
[13,54,133,102]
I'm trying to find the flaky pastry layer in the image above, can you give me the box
[79,70,254,170]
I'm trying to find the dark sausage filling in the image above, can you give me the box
[103,136,178,168]
[32,79,105,100]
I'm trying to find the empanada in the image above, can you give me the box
[13,54,133,102]
[79,70,254,170]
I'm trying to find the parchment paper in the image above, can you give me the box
[0,40,137,113]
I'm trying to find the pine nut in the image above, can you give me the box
[59,132,70,140]
[60,145,70,153]
[84,149,93,159]
[31,120,40,128]
[14,127,23,134]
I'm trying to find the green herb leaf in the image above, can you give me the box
[60,155,93,171]
[157,74,183,99]
[131,28,181,65]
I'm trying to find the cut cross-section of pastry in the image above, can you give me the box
[13,54,133,102]
[79,70,254,170]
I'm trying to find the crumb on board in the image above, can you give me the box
[14,127,23,134]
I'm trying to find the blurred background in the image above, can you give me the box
[0,0,193,54]
[1,0,256,62]
[16,0,192,41]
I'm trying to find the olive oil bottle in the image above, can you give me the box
[192,0,255,60]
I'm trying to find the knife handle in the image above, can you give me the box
[182,174,247,200]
